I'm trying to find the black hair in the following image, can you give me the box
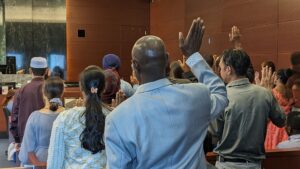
[287,111,300,132]
[261,61,276,73]
[291,51,300,66]
[79,65,106,154]
[51,66,64,79]
[247,63,255,83]
[277,69,293,85]
[44,77,64,111]
[204,54,214,68]
[31,67,47,76]
[222,49,251,77]
[169,61,184,79]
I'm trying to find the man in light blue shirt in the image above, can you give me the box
[105,18,228,169]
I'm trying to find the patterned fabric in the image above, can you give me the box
[264,89,292,150]
[47,107,106,169]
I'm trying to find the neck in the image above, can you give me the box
[139,74,166,85]
[32,75,44,79]
[227,75,246,84]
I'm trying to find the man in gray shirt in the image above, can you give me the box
[214,49,286,169]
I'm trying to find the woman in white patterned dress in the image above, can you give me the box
[47,65,107,169]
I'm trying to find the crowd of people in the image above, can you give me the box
[1,17,300,169]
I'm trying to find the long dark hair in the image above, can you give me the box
[44,77,64,111]
[79,65,106,154]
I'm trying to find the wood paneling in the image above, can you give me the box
[279,0,300,22]
[150,0,185,60]
[278,21,300,53]
[151,0,300,71]
[67,0,149,81]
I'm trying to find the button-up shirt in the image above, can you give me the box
[214,78,286,162]
[10,77,45,143]
[277,134,300,149]
[105,52,228,169]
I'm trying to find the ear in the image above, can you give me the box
[165,53,169,68]
[226,66,232,75]
[45,68,49,76]
[131,59,141,80]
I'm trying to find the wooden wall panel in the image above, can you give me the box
[150,0,185,61]
[279,0,300,22]
[221,0,277,30]
[67,0,149,81]
[278,21,300,53]
[151,0,300,71]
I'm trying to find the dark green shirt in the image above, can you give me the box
[214,78,286,162]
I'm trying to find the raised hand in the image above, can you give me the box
[111,90,126,108]
[179,17,205,58]
[229,26,241,42]
[260,66,275,89]
[255,71,261,85]
[178,55,191,72]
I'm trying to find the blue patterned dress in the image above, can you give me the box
[47,107,107,169]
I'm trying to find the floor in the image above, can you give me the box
[0,139,17,168]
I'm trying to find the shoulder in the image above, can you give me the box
[55,107,84,124]
[121,79,131,86]
[106,95,136,124]
[27,111,40,122]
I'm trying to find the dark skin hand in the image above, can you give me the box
[179,17,205,59]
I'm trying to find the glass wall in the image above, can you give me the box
[3,0,66,73]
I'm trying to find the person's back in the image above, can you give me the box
[47,65,107,169]
[19,111,59,164]
[48,107,106,168]
[215,81,283,160]
[19,77,65,166]
[214,49,285,169]
[107,79,213,168]
[105,18,228,169]
[10,57,48,144]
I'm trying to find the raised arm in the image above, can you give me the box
[179,17,228,119]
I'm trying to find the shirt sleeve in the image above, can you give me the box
[47,114,65,169]
[105,118,133,169]
[19,113,36,164]
[186,52,228,120]
[268,91,286,127]
[10,91,21,143]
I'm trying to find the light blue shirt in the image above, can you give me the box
[104,52,228,169]
[120,79,135,97]
[277,134,300,149]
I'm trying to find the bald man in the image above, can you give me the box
[105,18,228,169]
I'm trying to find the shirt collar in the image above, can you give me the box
[31,76,44,82]
[289,134,300,140]
[135,78,172,93]
[227,78,250,88]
